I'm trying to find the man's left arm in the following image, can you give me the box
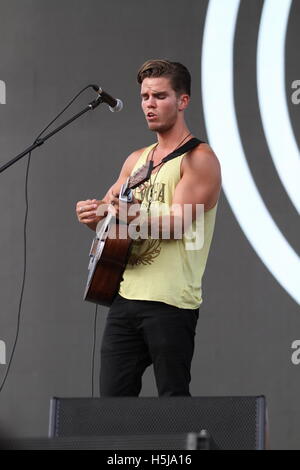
[173,144,221,212]
[150,145,222,238]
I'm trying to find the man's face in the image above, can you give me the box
[141,77,183,133]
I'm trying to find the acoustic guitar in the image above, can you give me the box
[83,162,153,306]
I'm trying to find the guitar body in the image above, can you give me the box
[83,161,153,307]
[84,223,133,306]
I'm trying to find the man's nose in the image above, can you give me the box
[147,96,156,107]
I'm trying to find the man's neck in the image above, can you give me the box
[156,124,191,152]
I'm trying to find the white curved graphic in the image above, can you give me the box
[257,0,300,214]
[202,0,300,305]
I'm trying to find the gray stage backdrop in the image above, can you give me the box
[0,0,299,449]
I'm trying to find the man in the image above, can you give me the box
[76,59,221,397]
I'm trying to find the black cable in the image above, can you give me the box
[33,85,93,144]
[0,153,31,393]
[0,85,96,393]
[91,304,99,397]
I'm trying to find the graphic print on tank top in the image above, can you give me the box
[127,179,164,266]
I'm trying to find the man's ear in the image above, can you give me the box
[178,94,190,111]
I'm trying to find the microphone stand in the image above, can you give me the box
[0,95,104,174]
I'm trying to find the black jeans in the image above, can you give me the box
[100,294,199,397]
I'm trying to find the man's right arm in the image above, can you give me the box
[75,147,145,231]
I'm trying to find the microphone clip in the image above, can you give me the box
[89,95,103,110]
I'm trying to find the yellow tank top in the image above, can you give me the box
[119,143,218,309]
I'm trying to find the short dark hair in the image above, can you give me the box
[137,59,191,96]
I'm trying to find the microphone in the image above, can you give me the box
[91,85,123,112]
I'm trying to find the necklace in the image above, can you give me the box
[149,131,192,171]
[147,132,192,212]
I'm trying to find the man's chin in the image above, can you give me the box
[147,122,169,133]
[147,124,159,132]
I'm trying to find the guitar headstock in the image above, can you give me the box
[127,161,153,190]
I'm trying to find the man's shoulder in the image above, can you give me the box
[126,146,148,165]
[184,142,221,173]
[127,145,150,161]
[122,145,152,176]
